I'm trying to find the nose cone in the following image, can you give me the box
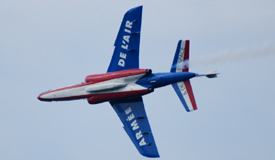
[37,93,52,102]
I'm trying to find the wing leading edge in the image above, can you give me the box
[110,97,159,158]
[107,6,142,72]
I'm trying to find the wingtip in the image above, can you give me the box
[141,152,160,158]
[128,5,143,13]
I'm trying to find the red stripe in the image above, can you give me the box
[184,80,197,110]
[85,69,147,83]
[87,89,149,104]
[182,40,189,72]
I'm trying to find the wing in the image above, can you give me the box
[110,97,159,158]
[107,6,142,72]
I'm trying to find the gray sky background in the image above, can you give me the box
[1,0,275,159]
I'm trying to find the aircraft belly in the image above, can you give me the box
[85,82,127,92]
[85,74,147,94]
[41,83,147,101]
[40,86,90,100]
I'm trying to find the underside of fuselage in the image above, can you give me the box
[37,69,196,103]
[38,69,149,102]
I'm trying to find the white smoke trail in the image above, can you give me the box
[190,43,275,67]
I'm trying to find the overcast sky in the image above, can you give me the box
[1,0,275,160]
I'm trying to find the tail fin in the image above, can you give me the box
[171,40,197,112]
[170,40,190,73]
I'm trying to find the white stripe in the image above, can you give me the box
[177,81,194,111]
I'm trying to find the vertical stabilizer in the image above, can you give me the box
[170,40,190,73]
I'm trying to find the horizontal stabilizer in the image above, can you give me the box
[172,80,197,112]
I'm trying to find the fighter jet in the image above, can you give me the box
[38,6,217,158]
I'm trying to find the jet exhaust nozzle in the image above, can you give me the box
[196,70,219,78]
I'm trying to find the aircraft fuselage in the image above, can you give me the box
[38,69,196,103]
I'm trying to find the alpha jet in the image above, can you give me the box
[38,6,217,158]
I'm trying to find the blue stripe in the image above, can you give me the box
[170,40,182,73]
[172,83,190,112]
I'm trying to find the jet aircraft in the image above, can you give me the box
[38,6,217,158]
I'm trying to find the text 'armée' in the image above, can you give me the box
[125,107,147,146]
